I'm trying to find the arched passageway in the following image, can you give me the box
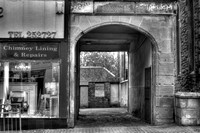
[76,24,156,125]
[69,15,175,127]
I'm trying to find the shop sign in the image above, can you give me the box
[0,43,59,60]
[8,31,57,39]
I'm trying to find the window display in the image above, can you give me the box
[0,61,60,118]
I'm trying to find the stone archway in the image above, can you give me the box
[68,15,176,127]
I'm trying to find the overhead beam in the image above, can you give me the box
[80,44,130,51]
[79,39,130,44]
[81,33,138,40]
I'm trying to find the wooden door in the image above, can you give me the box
[145,67,151,123]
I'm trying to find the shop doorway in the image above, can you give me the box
[69,24,157,127]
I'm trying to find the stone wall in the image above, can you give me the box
[176,0,200,92]
[193,0,200,90]
[88,82,110,108]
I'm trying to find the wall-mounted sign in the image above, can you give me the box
[0,43,59,60]
[8,31,57,39]
[95,83,105,97]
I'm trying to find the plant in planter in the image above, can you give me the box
[175,73,200,126]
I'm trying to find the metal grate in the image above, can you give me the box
[0,104,22,132]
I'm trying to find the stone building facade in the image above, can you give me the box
[0,0,199,130]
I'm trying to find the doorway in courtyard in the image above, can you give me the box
[73,24,156,126]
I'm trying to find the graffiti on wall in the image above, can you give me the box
[71,1,93,13]
[71,2,176,14]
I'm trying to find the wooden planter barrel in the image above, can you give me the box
[175,92,200,125]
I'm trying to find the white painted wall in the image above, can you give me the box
[80,86,88,108]
[120,80,128,107]
[110,84,119,105]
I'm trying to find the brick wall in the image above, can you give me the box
[88,82,110,108]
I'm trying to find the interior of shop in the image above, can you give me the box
[0,61,60,118]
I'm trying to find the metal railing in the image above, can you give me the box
[0,104,22,132]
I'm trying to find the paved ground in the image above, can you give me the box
[1,108,200,133]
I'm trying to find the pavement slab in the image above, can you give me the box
[1,108,200,133]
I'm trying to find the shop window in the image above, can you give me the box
[0,61,60,118]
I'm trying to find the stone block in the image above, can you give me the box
[148,28,161,41]
[176,107,200,119]
[160,17,174,27]
[70,26,82,39]
[175,98,187,108]
[71,15,80,26]
[88,16,102,26]
[182,109,199,119]
[175,94,200,126]
[159,97,174,107]
[156,86,174,96]
[157,75,174,85]
[159,63,174,75]
[119,16,131,23]
[159,53,174,63]
[160,27,172,39]
[178,117,199,126]
[175,108,181,117]
[140,17,161,29]
[100,16,112,23]
[155,107,174,119]
[155,118,174,125]
[158,40,172,53]
[131,16,144,27]
[187,99,200,108]
[111,16,120,21]
[79,16,91,31]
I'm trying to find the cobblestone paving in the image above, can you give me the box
[3,125,198,133]
[1,108,200,133]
